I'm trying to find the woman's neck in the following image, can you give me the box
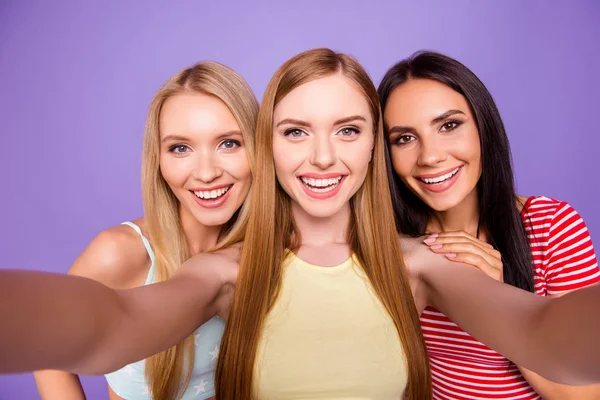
[427,189,481,237]
[179,205,222,256]
[291,201,352,265]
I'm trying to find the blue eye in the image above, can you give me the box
[169,144,189,153]
[220,139,241,150]
[338,127,360,137]
[284,128,306,138]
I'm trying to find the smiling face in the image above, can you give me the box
[384,78,482,212]
[272,74,374,220]
[159,92,252,227]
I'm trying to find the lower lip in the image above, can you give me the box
[298,177,345,200]
[416,168,462,193]
[190,186,233,209]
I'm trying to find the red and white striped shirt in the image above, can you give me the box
[421,196,600,399]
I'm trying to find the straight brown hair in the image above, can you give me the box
[215,48,431,399]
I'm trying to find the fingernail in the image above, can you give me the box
[430,244,443,250]
[424,234,438,243]
[445,253,457,258]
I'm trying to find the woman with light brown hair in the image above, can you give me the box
[214,48,431,399]
[33,61,258,400]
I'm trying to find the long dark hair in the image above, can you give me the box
[378,51,534,292]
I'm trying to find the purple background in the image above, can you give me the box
[1,1,599,398]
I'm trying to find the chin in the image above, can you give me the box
[192,210,236,228]
[301,203,345,219]
[423,197,461,213]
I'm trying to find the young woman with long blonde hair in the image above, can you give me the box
[34,61,258,400]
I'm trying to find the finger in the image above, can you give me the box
[425,236,499,259]
[434,231,495,250]
[429,242,501,271]
[424,236,479,245]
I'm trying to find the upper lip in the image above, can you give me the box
[416,166,462,179]
[189,184,233,191]
[298,173,346,179]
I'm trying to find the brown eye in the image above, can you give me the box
[394,135,416,145]
[440,121,460,131]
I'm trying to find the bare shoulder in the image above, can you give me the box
[69,218,151,289]
[399,233,468,273]
[398,234,473,312]
[397,235,434,313]
[516,195,530,212]
[398,235,433,271]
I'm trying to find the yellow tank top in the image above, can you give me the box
[255,252,408,399]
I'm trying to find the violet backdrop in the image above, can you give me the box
[1,1,599,398]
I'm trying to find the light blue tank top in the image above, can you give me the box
[104,221,224,399]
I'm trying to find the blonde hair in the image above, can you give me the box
[141,61,258,400]
[216,48,431,399]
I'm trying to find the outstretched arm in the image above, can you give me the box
[34,222,153,400]
[0,251,235,375]
[410,242,600,386]
[423,229,600,397]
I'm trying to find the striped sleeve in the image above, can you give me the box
[543,201,600,295]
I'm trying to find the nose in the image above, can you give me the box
[309,134,336,170]
[417,136,447,167]
[193,152,223,183]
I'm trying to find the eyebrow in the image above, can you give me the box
[387,109,466,135]
[431,109,465,125]
[275,118,312,129]
[333,115,367,125]
[161,130,242,143]
[275,115,367,129]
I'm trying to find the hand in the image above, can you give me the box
[211,245,241,321]
[182,245,242,320]
[212,241,243,264]
[423,231,503,282]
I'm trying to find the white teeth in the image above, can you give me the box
[300,176,343,192]
[300,176,342,188]
[420,167,460,184]
[193,185,231,199]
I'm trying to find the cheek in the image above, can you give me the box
[450,132,482,169]
[273,139,304,179]
[390,147,414,179]
[346,135,374,168]
[159,156,190,189]
[226,153,252,182]
[351,148,371,171]
[273,156,296,187]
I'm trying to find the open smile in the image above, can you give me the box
[297,174,346,200]
[189,184,233,208]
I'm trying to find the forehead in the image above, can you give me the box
[274,74,372,125]
[384,78,472,123]
[159,92,239,136]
